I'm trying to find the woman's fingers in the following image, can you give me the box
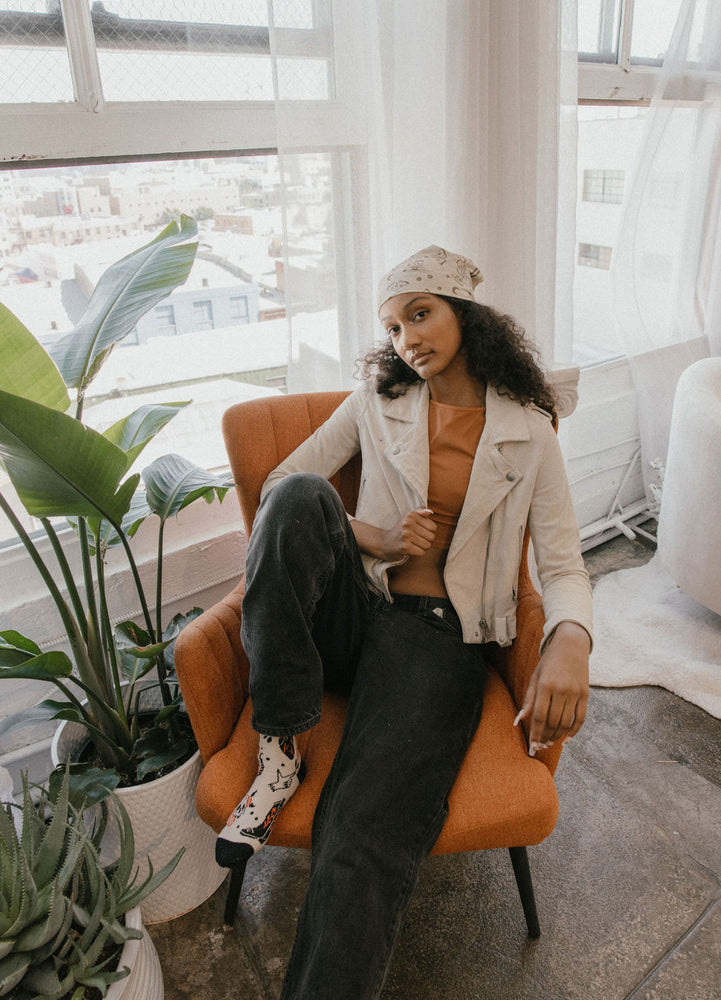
[401,508,436,554]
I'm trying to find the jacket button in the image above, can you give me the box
[506,471,516,481]
[392,446,400,454]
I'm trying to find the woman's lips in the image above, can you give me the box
[410,352,431,365]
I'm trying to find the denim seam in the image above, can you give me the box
[369,674,488,998]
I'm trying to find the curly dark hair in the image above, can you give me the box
[360,296,556,414]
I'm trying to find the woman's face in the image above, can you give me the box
[379,292,465,382]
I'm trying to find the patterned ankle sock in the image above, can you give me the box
[215,734,303,867]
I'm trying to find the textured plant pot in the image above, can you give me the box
[51,721,225,923]
[107,906,163,1000]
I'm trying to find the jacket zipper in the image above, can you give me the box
[513,524,523,603]
[479,509,494,641]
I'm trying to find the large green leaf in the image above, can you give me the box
[0,651,72,681]
[50,216,199,391]
[0,701,84,742]
[0,304,70,412]
[0,631,42,667]
[141,453,234,522]
[47,765,119,810]
[101,401,190,471]
[0,389,139,522]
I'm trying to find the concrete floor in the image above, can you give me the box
[148,530,721,1000]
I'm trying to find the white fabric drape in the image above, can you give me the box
[610,0,721,496]
[268,0,571,392]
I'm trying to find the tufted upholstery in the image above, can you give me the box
[175,391,563,928]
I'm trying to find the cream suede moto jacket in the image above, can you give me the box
[262,382,593,650]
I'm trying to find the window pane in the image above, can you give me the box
[0,151,351,543]
[577,0,621,61]
[573,106,648,366]
[90,0,328,102]
[273,0,314,30]
[630,0,684,64]
[0,155,278,541]
[0,1,74,103]
[582,169,625,204]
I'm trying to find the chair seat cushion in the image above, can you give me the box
[196,670,558,853]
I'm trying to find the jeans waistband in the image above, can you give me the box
[390,593,455,615]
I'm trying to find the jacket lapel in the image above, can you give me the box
[381,386,430,503]
[451,388,530,552]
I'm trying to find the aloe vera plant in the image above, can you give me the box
[0,765,180,999]
[0,216,233,786]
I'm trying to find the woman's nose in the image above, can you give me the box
[397,326,419,352]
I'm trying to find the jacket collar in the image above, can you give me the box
[380,381,530,444]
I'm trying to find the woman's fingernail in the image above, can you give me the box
[528,742,540,757]
[513,710,523,727]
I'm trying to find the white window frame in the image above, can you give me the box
[578,0,664,104]
[0,0,366,161]
[0,0,373,782]
[0,1,372,383]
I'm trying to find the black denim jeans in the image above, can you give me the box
[241,474,489,1000]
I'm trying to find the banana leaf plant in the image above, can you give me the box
[0,764,182,999]
[0,216,233,787]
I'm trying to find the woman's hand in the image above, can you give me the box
[514,621,590,755]
[351,508,436,562]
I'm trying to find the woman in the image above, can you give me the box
[216,245,593,999]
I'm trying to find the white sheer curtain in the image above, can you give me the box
[268,0,572,392]
[610,0,721,496]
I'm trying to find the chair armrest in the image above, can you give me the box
[175,578,250,764]
[496,589,544,708]
[496,587,563,776]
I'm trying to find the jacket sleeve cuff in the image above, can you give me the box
[541,618,594,655]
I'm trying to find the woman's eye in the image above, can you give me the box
[412,310,428,322]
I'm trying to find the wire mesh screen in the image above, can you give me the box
[0,2,75,103]
[90,0,326,102]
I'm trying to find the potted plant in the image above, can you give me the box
[0,764,179,999]
[0,216,232,919]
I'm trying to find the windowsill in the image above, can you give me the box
[578,62,659,103]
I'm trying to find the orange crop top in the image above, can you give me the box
[427,399,486,549]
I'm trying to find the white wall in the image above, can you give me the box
[565,359,646,542]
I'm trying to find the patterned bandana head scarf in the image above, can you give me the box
[377,245,484,314]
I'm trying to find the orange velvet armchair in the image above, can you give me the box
[175,391,563,930]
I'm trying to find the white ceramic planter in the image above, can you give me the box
[108,907,163,1000]
[52,722,225,923]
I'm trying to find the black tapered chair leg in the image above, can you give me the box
[508,846,541,938]
[222,855,251,925]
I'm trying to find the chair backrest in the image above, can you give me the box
[222,391,361,536]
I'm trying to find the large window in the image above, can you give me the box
[0,3,371,544]
[572,0,685,366]
[578,0,685,66]
[0,3,375,777]
[0,0,332,104]
[0,2,373,552]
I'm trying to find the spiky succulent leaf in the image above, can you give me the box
[0,951,31,995]
[0,767,179,998]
